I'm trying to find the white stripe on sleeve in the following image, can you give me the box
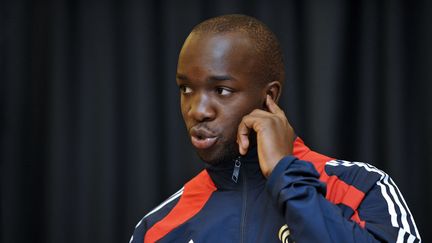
[143,187,184,220]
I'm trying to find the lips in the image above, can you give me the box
[189,127,218,150]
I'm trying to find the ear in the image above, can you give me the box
[265,81,282,103]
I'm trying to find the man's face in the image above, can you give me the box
[176,32,266,164]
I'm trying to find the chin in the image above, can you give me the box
[196,142,239,165]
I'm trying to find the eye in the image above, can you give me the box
[216,87,233,96]
[179,85,193,94]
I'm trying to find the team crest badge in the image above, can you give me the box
[278,224,294,243]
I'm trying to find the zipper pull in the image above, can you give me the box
[232,157,242,183]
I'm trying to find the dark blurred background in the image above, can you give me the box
[1,0,431,242]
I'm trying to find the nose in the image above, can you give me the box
[188,93,216,122]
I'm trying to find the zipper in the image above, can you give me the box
[231,156,248,243]
[231,157,241,183]
[240,160,248,243]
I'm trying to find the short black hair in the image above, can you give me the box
[191,14,285,86]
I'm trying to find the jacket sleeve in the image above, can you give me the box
[266,156,421,243]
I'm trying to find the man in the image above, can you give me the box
[130,14,420,243]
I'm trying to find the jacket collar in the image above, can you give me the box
[205,145,265,190]
[204,137,313,190]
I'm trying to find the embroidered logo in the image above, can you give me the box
[278,224,293,243]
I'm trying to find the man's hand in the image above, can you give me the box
[237,95,295,177]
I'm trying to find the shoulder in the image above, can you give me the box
[293,138,383,192]
[143,169,215,224]
[130,170,216,243]
[294,139,385,207]
[130,186,184,243]
[323,159,384,193]
[317,158,410,226]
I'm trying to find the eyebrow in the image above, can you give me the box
[176,74,236,82]
[176,74,188,80]
[208,75,236,82]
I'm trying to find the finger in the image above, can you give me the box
[248,108,272,117]
[266,95,284,115]
[237,119,251,155]
[237,113,267,155]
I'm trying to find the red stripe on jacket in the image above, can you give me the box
[144,170,217,242]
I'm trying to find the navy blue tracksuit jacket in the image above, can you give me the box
[130,138,420,242]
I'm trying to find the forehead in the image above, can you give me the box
[177,32,259,81]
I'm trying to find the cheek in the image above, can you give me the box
[180,99,190,123]
[230,96,264,118]
[217,104,253,136]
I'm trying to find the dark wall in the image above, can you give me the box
[1,0,431,242]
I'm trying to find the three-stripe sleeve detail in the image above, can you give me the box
[326,160,420,242]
